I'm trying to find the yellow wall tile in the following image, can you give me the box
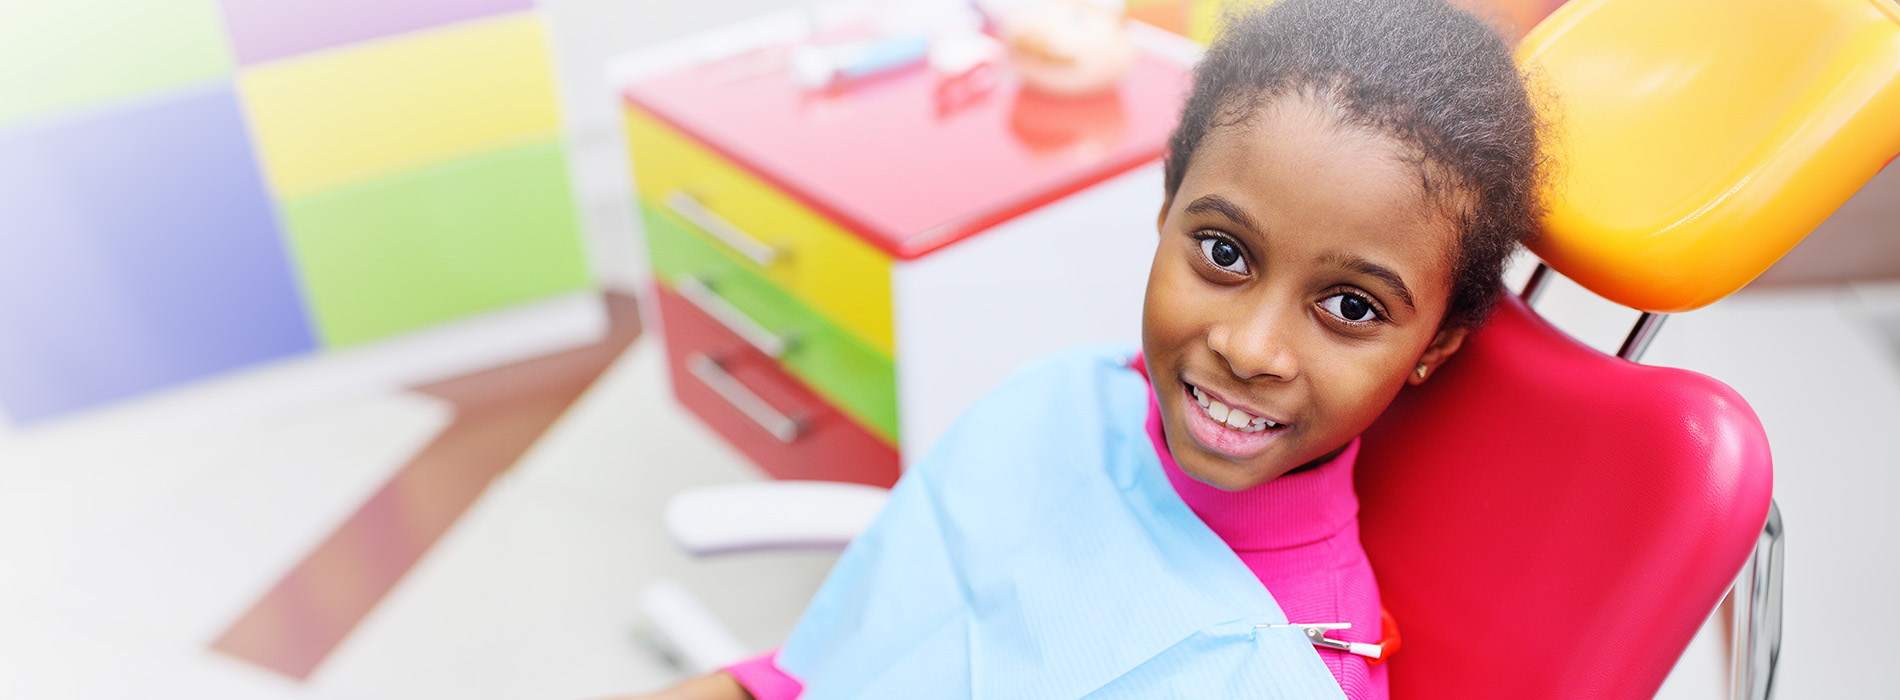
[239,13,559,197]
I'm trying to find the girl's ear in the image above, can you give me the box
[1409,324,1469,385]
[1156,195,1173,234]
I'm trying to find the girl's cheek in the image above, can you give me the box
[1144,265,1194,332]
[1336,360,1409,425]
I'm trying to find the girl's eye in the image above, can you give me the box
[1319,292,1379,323]
[1198,237,1248,274]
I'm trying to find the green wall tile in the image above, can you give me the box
[0,0,234,127]
[284,140,592,348]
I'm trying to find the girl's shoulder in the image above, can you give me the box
[907,342,1150,489]
[936,343,1143,441]
[981,342,1144,408]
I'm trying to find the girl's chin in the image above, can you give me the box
[1174,455,1282,491]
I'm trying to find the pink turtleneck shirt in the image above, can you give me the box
[726,370,1390,700]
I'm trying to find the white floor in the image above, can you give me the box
[0,332,837,699]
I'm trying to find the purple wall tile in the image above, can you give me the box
[216,0,534,65]
[0,84,316,424]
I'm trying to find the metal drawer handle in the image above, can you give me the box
[674,273,791,359]
[688,353,804,443]
[665,190,780,266]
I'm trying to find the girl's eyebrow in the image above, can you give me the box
[1185,194,1261,234]
[1321,252,1416,311]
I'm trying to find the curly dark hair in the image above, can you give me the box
[1163,0,1547,329]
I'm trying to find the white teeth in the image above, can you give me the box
[1224,409,1251,429]
[1191,384,1281,433]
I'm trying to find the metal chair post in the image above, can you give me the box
[1518,263,1669,363]
[1616,312,1669,362]
[1520,262,1553,306]
[1731,500,1785,700]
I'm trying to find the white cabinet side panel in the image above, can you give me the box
[892,164,1163,464]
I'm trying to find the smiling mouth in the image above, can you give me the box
[1178,382,1289,461]
[1187,383,1285,433]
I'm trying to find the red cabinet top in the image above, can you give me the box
[624,41,1191,260]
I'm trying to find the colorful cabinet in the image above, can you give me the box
[622,23,1196,486]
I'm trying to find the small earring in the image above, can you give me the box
[1414,364,1428,379]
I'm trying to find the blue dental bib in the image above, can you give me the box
[779,345,1346,699]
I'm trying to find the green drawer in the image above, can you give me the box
[644,204,898,442]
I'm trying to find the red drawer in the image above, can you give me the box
[654,283,899,487]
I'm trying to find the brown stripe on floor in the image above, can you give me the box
[211,292,643,680]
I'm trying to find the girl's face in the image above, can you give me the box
[1143,96,1469,491]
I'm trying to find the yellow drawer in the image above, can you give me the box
[624,104,894,355]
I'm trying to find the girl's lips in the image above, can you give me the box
[1180,382,1287,460]
[1187,382,1288,427]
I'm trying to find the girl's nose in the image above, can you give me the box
[1207,305,1301,381]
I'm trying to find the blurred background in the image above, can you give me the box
[0,0,1893,698]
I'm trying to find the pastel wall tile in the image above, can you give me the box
[0,0,233,127]
[215,0,533,65]
[282,141,591,348]
[238,13,560,198]
[0,85,315,423]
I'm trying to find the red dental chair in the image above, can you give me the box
[1355,292,1775,700]
[1354,1,1900,699]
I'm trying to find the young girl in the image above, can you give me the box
[633,0,1542,697]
